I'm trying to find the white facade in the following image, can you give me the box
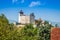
[18,13,20,23]
[18,11,35,24]
[19,16,30,24]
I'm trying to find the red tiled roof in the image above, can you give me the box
[51,28,60,40]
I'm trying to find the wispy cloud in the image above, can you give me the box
[29,1,41,7]
[12,0,25,4]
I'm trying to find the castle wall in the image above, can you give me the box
[18,11,35,24]
[19,16,30,24]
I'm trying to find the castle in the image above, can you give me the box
[14,10,51,27]
[14,10,35,27]
[18,10,35,24]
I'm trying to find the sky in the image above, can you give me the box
[0,0,60,23]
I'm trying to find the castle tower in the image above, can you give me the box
[18,10,24,23]
[19,10,24,16]
[30,13,35,24]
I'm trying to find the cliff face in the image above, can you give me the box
[51,28,60,40]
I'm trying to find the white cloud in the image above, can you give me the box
[29,1,41,7]
[12,0,24,3]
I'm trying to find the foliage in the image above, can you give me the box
[55,24,58,27]
[0,14,52,40]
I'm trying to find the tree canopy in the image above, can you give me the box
[0,14,52,40]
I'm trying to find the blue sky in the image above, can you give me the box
[0,0,60,22]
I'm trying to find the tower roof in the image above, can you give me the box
[30,13,35,16]
[19,10,23,14]
[19,10,24,16]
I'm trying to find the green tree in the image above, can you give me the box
[55,24,58,27]
[37,21,51,40]
[0,14,52,40]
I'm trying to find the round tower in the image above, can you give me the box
[30,13,35,24]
